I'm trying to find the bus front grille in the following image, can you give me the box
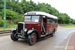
[18,23,23,33]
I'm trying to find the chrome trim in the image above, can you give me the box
[18,22,25,24]
[17,22,25,38]
[22,22,25,37]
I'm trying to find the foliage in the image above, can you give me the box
[0,9,23,25]
[58,13,71,24]
[0,24,17,30]
[72,20,75,24]
[1,9,19,19]
[0,20,4,27]
[0,0,75,27]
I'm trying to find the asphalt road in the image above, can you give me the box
[0,27,75,50]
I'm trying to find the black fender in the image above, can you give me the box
[11,28,16,33]
[27,30,40,39]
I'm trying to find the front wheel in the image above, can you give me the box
[28,33,37,46]
[11,32,18,41]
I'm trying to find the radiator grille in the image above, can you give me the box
[18,23,23,33]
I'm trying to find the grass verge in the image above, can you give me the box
[0,24,17,31]
[59,24,75,27]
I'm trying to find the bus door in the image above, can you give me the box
[41,16,47,35]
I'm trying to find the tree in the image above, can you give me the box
[0,0,4,11]
[19,0,26,13]
[72,20,75,24]
[0,0,73,24]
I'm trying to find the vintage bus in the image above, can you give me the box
[11,11,58,45]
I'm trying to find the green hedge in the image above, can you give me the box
[0,20,4,27]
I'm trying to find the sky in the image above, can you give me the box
[19,0,75,19]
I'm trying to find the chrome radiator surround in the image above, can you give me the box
[17,22,25,37]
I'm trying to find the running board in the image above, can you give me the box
[37,34,51,41]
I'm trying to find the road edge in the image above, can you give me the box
[64,32,74,50]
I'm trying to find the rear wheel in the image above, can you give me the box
[28,33,37,46]
[11,32,18,41]
[50,33,53,37]
[50,29,55,37]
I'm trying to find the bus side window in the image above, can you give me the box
[54,19,57,23]
[47,18,50,23]
[50,19,53,23]
[53,19,56,23]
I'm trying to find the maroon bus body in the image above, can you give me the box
[11,12,58,45]
[24,15,58,37]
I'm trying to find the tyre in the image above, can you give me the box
[50,33,53,37]
[28,33,37,46]
[11,32,18,41]
[50,29,55,37]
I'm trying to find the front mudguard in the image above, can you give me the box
[27,30,40,39]
[11,28,16,33]
[27,30,34,35]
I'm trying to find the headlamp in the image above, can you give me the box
[25,28,27,32]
